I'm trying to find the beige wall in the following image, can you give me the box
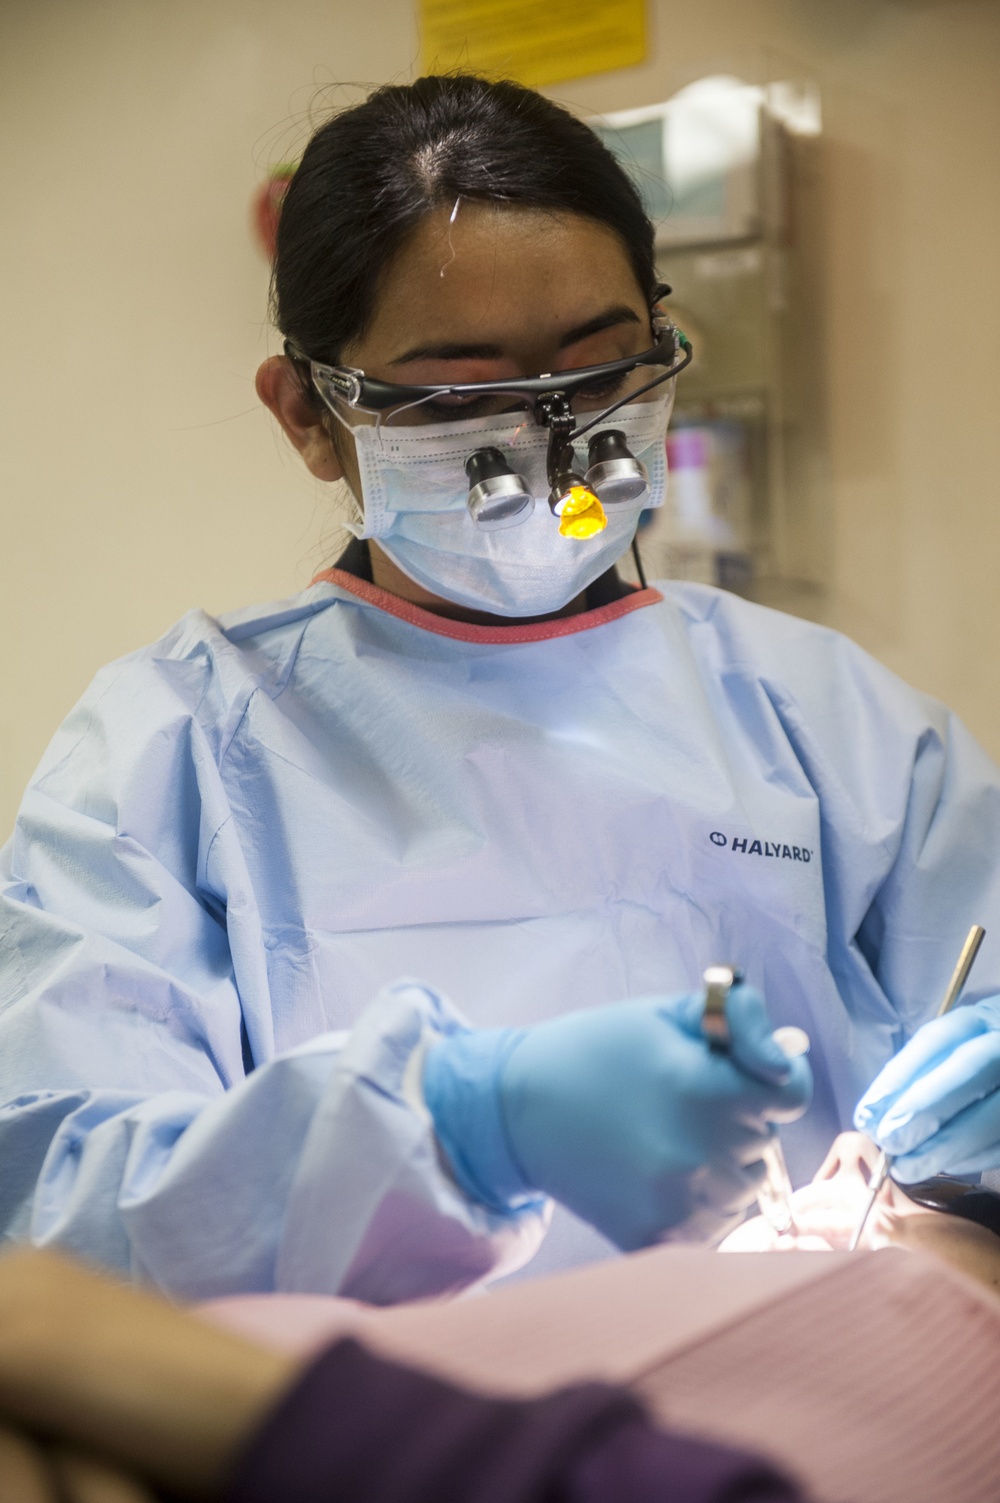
[2,0,998,836]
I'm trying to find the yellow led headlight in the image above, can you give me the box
[558,486,608,539]
[549,480,608,539]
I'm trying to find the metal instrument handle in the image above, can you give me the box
[701,965,744,1050]
[848,924,986,1252]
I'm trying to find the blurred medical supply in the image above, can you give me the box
[594,76,825,604]
[638,419,755,590]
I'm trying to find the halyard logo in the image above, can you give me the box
[709,832,812,863]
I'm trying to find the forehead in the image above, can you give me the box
[352,203,646,359]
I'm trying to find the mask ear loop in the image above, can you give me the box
[572,343,690,442]
[622,292,666,592]
[631,536,648,589]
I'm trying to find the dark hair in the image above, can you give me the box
[273,74,657,366]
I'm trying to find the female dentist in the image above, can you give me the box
[0,75,997,1303]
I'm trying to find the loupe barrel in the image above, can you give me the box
[465,447,534,531]
[585,429,649,505]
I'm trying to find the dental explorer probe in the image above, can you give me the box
[701,966,808,1238]
[847,923,987,1253]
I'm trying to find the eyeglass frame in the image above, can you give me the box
[284,293,693,441]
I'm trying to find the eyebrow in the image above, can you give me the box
[390,305,642,367]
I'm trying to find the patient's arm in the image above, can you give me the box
[0,1249,296,1499]
[0,1249,802,1503]
[0,1429,157,1503]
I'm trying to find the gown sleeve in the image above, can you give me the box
[774,639,1000,1038]
[678,582,1000,1115]
[851,707,1000,1029]
[724,592,1000,1045]
[0,635,543,1304]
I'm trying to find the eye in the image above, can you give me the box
[423,394,492,418]
[572,372,629,403]
[430,391,485,408]
[417,395,528,422]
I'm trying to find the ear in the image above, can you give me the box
[255,356,344,481]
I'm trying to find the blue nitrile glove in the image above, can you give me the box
[854,997,1000,1181]
[423,988,812,1251]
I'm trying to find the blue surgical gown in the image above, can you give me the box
[3,571,1000,1302]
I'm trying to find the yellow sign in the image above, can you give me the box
[420,0,647,89]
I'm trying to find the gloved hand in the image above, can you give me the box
[854,997,1000,1181]
[423,988,812,1251]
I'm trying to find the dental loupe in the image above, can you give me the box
[585,430,652,506]
[464,448,535,531]
[287,290,693,539]
[463,433,634,541]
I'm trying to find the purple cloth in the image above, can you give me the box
[224,1338,802,1503]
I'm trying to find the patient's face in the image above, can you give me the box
[719,1133,1000,1273]
[720,1133,890,1252]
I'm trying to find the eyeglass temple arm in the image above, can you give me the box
[572,336,692,441]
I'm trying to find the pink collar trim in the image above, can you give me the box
[310,568,663,644]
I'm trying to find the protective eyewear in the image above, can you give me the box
[285,300,692,539]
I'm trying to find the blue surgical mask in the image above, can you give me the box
[345,394,673,617]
